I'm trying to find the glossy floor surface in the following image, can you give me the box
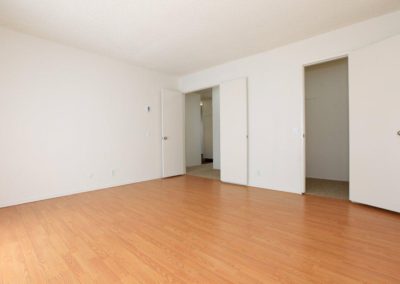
[1,176,399,283]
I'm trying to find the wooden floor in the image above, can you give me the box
[1,176,400,283]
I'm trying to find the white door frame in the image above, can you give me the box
[301,54,349,194]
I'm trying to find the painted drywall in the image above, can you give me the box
[202,99,213,159]
[212,87,220,169]
[179,11,400,194]
[0,26,177,207]
[185,94,202,167]
[305,58,349,181]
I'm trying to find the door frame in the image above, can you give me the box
[301,54,350,194]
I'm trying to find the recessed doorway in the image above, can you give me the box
[185,87,220,180]
[304,57,349,200]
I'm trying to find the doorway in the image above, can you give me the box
[185,87,220,180]
[304,58,349,200]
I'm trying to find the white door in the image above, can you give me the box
[220,78,248,185]
[349,35,400,213]
[161,89,185,178]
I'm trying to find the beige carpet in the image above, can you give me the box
[186,163,220,180]
[306,178,349,200]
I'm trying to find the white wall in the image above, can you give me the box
[179,11,400,194]
[0,26,177,207]
[202,99,213,159]
[305,58,349,181]
[185,94,202,167]
[212,87,220,169]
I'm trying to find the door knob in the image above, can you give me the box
[397,131,400,136]
[163,136,168,140]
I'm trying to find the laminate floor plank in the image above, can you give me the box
[0,175,399,283]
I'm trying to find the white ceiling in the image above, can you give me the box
[1,0,399,75]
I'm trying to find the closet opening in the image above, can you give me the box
[304,57,349,200]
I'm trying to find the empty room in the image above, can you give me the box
[1,1,400,283]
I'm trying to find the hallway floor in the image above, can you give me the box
[186,163,220,180]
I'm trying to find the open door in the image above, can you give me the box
[349,35,400,212]
[161,89,185,178]
[220,78,248,185]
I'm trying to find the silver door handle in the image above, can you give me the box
[163,136,168,140]
[397,131,400,136]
